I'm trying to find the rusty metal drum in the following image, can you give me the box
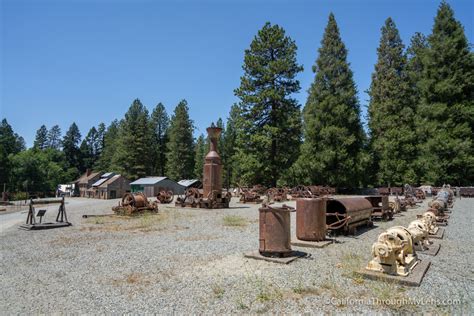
[259,205,292,256]
[296,198,326,241]
[326,197,373,233]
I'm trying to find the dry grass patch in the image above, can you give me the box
[223,215,247,227]
[81,212,169,233]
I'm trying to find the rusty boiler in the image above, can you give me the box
[259,205,293,256]
[326,197,373,234]
[296,198,327,241]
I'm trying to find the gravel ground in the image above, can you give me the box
[0,196,472,314]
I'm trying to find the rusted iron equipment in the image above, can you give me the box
[20,197,71,230]
[251,184,267,195]
[325,197,373,234]
[377,187,390,195]
[366,226,419,276]
[391,187,403,196]
[460,187,474,197]
[156,190,174,204]
[239,188,263,204]
[289,185,312,199]
[365,195,393,220]
[415,189,426,200]
[296,198,327,241]
[259,204,294,257]
[176,188,203,207]
[112,192,158,215]
[266,187,288,202]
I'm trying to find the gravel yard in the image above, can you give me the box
[1,196,472,314]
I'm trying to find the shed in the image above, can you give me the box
[130,177,183,197]
[178,179,202,191]
[97,175,131,199]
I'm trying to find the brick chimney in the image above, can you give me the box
[86,169,92,176]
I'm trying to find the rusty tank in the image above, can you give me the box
[326,197,373,234]
[259,204,293,256]
[296,198,327,241]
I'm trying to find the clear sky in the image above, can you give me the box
[1,0,473,147]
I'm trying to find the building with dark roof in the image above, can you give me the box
[130,177,183,197]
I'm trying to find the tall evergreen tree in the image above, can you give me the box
[0,119,24,189]
[80,127,99,170]
[47,125,62,150]
[406,32,428,105]
[62,122,82,174]
[234,22,303,187]
[416,2,474,185]
[95,120,119,172]
[367,18,417,186]
[150,103,170,176]
[193,134,206,180]
[112,99,152,180]
[166,100,195,180]
[222,105,240,187]
[96,123,106,157]
[33,125,48,150]
[296,13,366,187]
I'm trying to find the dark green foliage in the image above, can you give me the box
[47,125,62,150]
[193,134,206,179]
[150,103,170,176]
[416,2,474,185]
[0,119,24,189]
[234,22,303,187]
[62,122,82,175]
[112,99,152,181]
[166,100,195,181]
[367,18,417,186]
[222,105,239,188]
[80,127,100,170]
[33,125,49,150]
[95,120,119,172]
[296,13,366,187]
[9,148,72,193]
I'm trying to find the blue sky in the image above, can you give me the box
[1,0,473,146]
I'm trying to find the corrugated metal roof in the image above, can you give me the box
[130,177,168,185]
[101,172,115,178]
[99,174,121,188]
[178,179,200,187]
[92,178,109,187]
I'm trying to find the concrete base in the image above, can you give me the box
[429,227,445,239]
[291,236,333,248]
[237,201,263,204]
[19,222,72,230]
[359,259,431,287]
[416,242,441,256]
[244,250,306,264]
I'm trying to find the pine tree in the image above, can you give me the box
[47,125,62,150]
[80,127,99,170]
[406,32,428,105]
[0,119,24,189]
[166,100,195,181]
[95,120,119,172]
[296,13,366,187]
[96,123,106,157]
[234,22,303,187]
[62,122,82,173]
[150,103,170,176]
[367,18,417,186]
[112,99,152,180]
[193,134,206,179]
[222,105,240,188]
[417,2,474,185]
[33,125,49,150]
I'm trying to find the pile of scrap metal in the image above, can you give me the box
[266,187,289,202]
[112,192,158,215]
[460,187,474,197]
[251,184,268,196]
[175,187,232,209]
[156,190,174,204]
[364,195,393,220]
[238,187,263,204]
[289,185,336,199]
[401,184,423,207]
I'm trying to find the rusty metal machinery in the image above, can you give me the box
[377,187,390,195]
[175,188,203,208]
[251,184,268,196]
[296,198,327,241]
[365,195,393,220]
[460,187,474,197]
[289,185,312,199]
[239,188,263,204]
[325,197,373,234]
[266,187,288,202]
[415,189,426,200]
[259,204,294,257]
[112,192,158,215]
[366,226,419,276]
[407,220,432,252]
[156,190,174,204]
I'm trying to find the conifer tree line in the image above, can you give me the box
[1,2,472,195]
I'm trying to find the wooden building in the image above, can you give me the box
[77,170,102,197]
[96,174,130,199]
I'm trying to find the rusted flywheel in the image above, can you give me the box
[157,190,174,204]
